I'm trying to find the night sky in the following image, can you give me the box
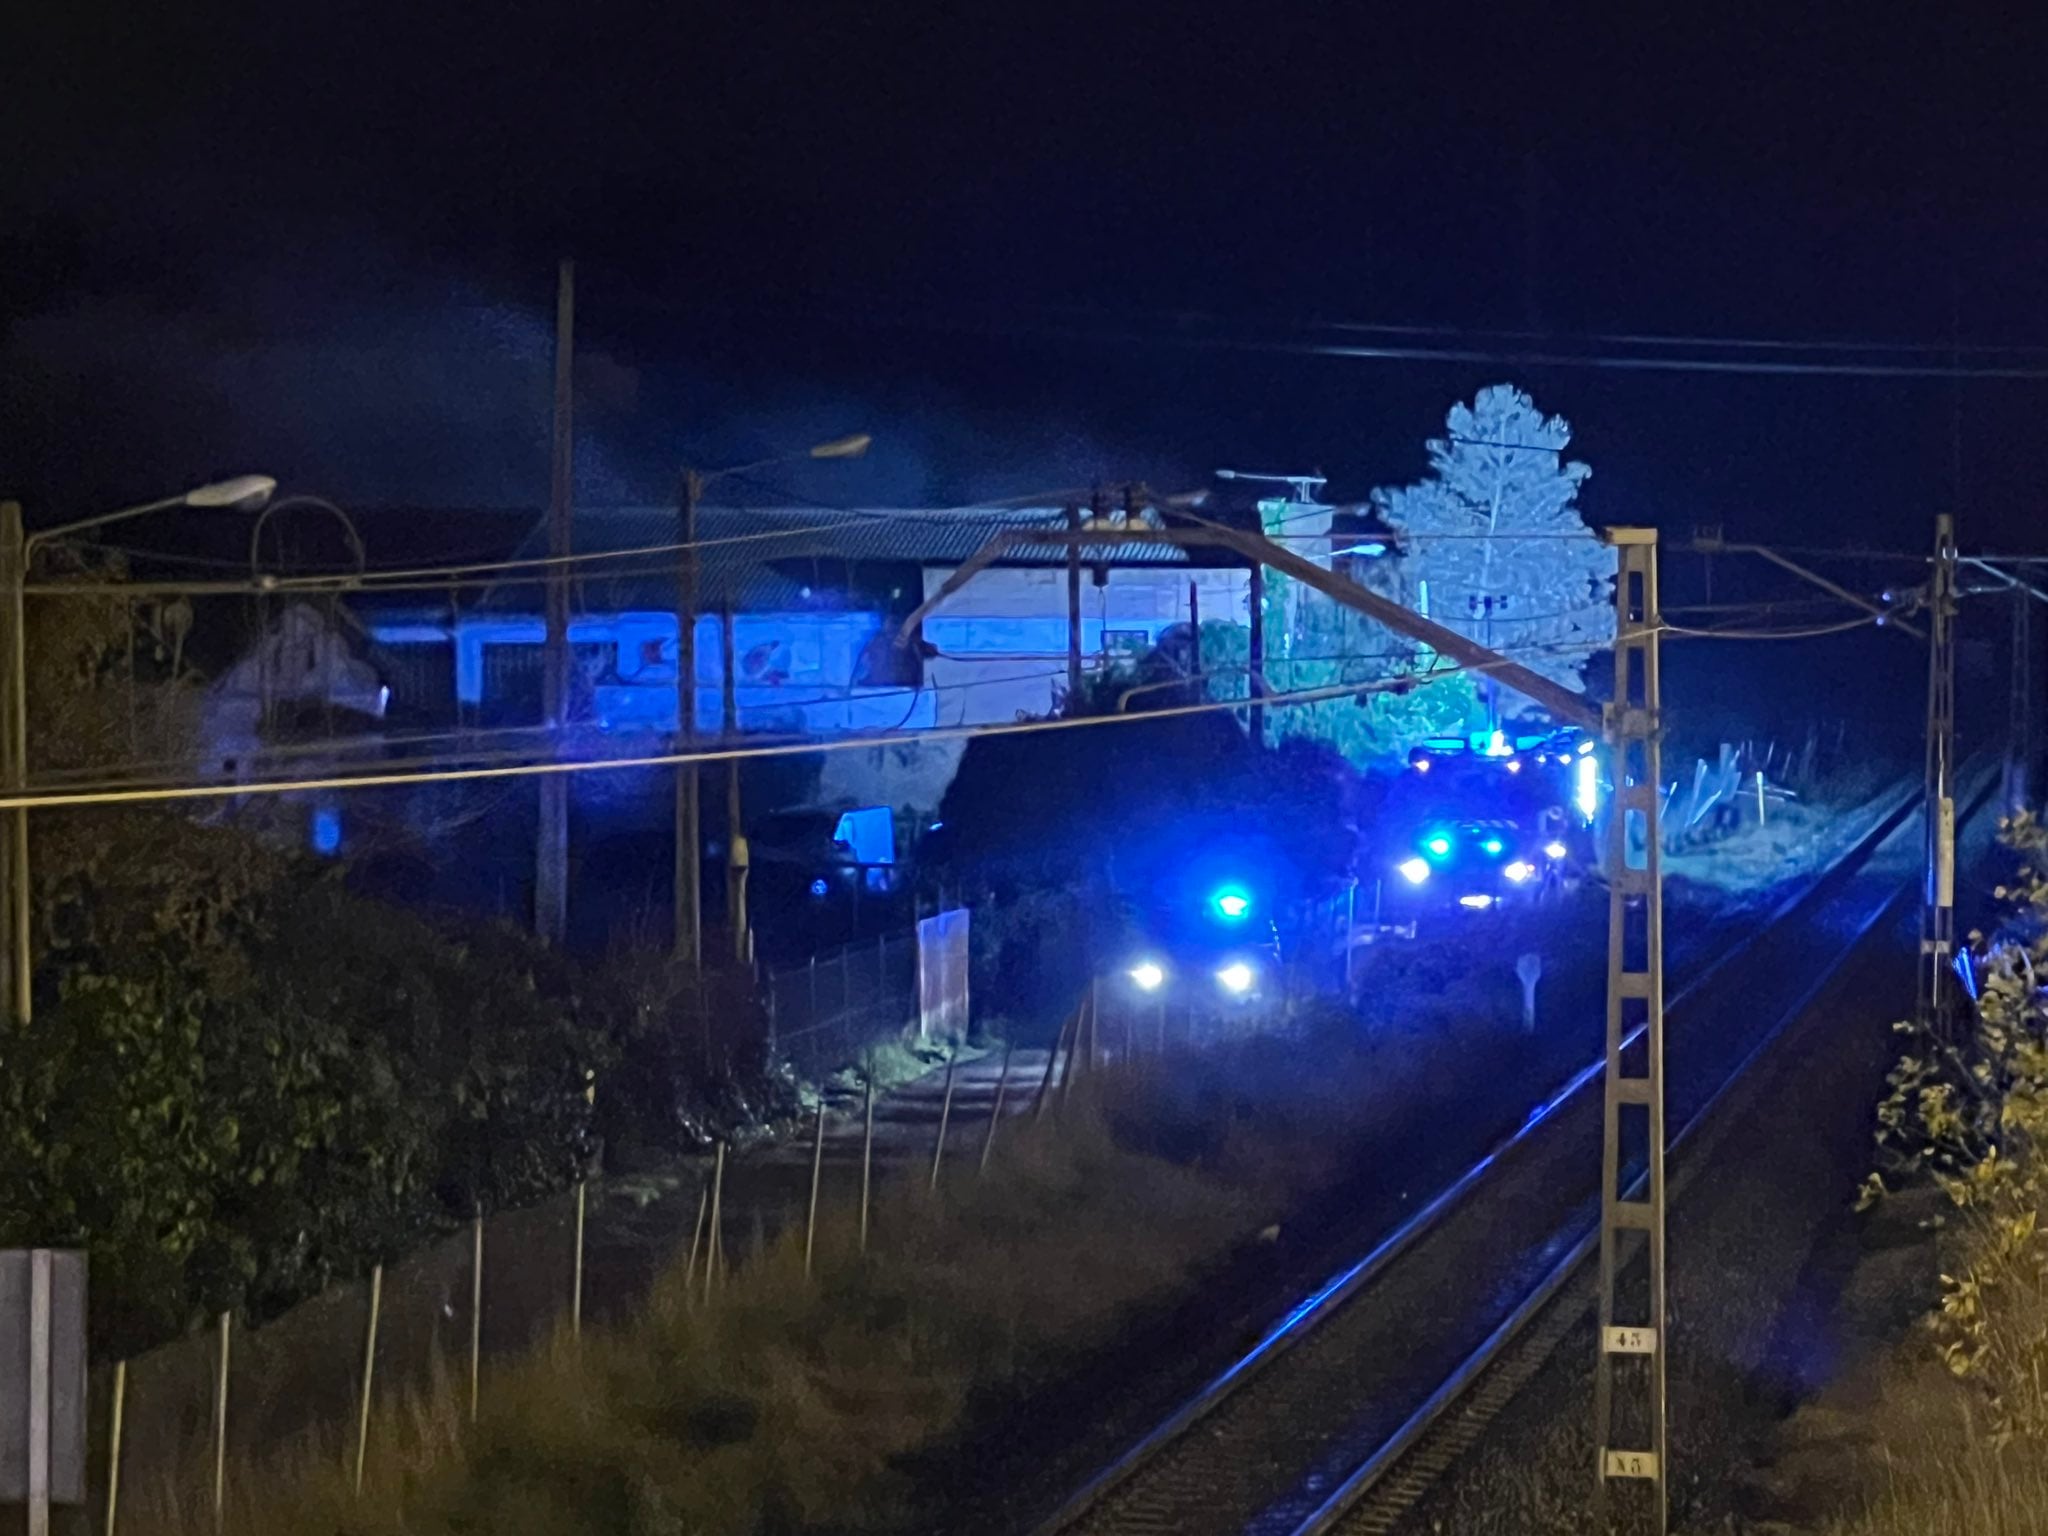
[8,1,2048,741]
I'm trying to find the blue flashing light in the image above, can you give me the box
[1424,833,1453,858]
[1575,754,1600,823]
[310,807,342,856]
[1481,836,1505,856]
[809,877,830,899]
[1212,886,1253,920]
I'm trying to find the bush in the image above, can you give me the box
[1864,811,2048,1444]
[0,807,797,1359]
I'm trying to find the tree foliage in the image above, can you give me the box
[1862,812,2048,1443]
[1197,620,1480,766]
[1372,384,1614,698]
[0,568,782,1357]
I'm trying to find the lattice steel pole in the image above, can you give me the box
[1593,528,1667,1533]
[1919,514,1958,1035]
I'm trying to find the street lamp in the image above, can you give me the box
[2,475,277,1023]
[672,436,870,971]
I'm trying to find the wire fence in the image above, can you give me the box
[766,930,922,1084]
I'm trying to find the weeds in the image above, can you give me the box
[117,1030,1348,1536]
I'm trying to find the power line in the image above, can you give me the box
[0,642,1614,812]
[0,615,1887,814]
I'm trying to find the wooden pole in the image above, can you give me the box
[929,1043,959,1192]
[1248,561,1266,746]
[675,471,703,972]
[1065,504,1083,705]
[979,1039,1014,1174]
[804,1097,827,1276]
[723,595,750,963]
[353,1266,382,1495]
[103,1360,126,1536]
[536,257,574,944]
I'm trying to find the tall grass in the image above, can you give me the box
[117,1049,1311,1536]
[1831,1445,2048,1535]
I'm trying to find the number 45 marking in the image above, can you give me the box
[1602,1326,1657,1354]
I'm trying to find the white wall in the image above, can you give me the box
[918,565,1253,726]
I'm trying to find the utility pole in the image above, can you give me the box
[1919,514,1958,1036]
[1592,528,1667,1534]
[2008,586,2034,813]
[1248,562,1266,747]
[1065,503,1083,707]
[1,500,24,1024]
[674,469,703,974]
[535,258,574,946]
[722,593,749,964]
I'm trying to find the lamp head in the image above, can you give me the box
[808,434,871,461]
[184,475,277,512]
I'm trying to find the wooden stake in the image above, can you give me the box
[859,1071,875,1254]
[703,1143,726,1306]
[1033,1004,1077,1120]
[684,1183,708,1296]
[804,1097,827,1277]
[103,1360,126,1536]
[979,1039,1014,1175]
[469,1211,484,1423]
[929,1043,959,1192]
[211,1312,230,1530]
[353,1266,382,1495]
[571,1179,588,1337]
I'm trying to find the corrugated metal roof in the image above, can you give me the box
[481,504,1229,614]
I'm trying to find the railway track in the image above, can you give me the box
[1030,773,1972,1536]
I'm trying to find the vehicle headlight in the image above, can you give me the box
[1543,841,1568,860]
[1504,860,1536,883]
[1398,857,1431,885]
[1129,961,1166,992]
[1216,961,1255,995]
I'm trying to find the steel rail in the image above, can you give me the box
[1290,763,1994,1534]
[1032,773,1930,1536]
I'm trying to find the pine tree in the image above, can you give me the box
[1372,384,1613,712]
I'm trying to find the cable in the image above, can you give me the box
[1655,615,1888,641]
[0,642,1614,811]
